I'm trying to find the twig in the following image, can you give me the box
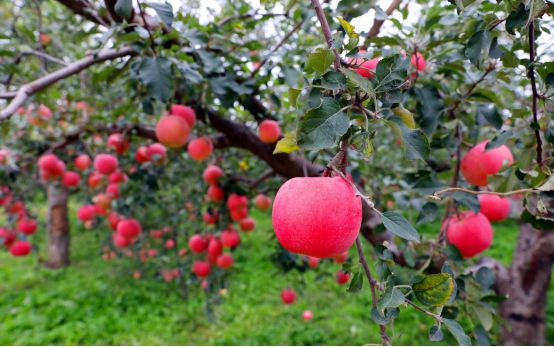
[405,299,442,322]
[449,63,496,114]
[355,237,391,346]
[429,187,539,200]
[249,21,303,79]
[528,21,543,168]
[310,0,341,70]
[137,0,157,56]
[366,0,403,40]
[0,47,136,121]
[218,12,288,26]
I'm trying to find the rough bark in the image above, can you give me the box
[46,184,70,268]
[497,223,554,345]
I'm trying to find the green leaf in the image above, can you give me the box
[476,104,502,129]
[465,30,491,67]
[114,0,133,19]
[474,325,491,345]
[305,48,335,74]
[416,202,439,225]
[485,130,512,151]
[347,271,363,293]
[429,326,444,342]
[146,2,174,27]
[297,98,349,151]
[381,211,420,242]
[393,106,416,129]
[138,57,174,101]
[501,51,519,68]
[340,68,375,98]
[350,131,373,158]
[337,16,359,38]
[371,307,398,324]
[506,4,530,35]
[320,71,347,90]
[414,86,442,135]
[443,318,472,346]
[288,88,301,107]
[375,54,409,91]
[475,267,495,291]
[378,287,405,311]
[413,273,454,307]
[451,192,480,213]
[273,132,300,154]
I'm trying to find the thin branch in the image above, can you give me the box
[405,299,442,322]
[310,0,341,70]
[528,21,543,168]
[366,0,402,40]
[55,0,110,26]
[249,21,303,79]
[449,62,496,114]
[218,12,288,26]
[429,187,540,200]
[355,237,391,346]
[0,47,136,121]
[137,0,157,56]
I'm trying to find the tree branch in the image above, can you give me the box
[366,0,402,40]
[429,187,540,200]
[528,21,543,168]
[310,0,341,70]
[0,47,136,121]
[55,0,111,26]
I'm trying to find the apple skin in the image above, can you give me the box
[16,219,37,235]
[107,133,130,154]
[254,194,272,211]
[280,288,296,305]
[207,238,223,258]
[445,211,493,258]
[74,154,91,170]
[165,239,175,249]
[117,219,142,239]
[333,251,349,264]
[188,137,213,161]
[9,240,32,257]
[347,50,380,78]
[189,234,208,253]
[170,104,196,128]
[207,185,224,202]
[94,154,119,175]
[147,143,167,164]
[461,140,514,186]
[62,171,80,187]
[192,260,211,278]
[135,146,150,163]
[216,253,234,269]
[221,229,240,248]
[272,176,362,258]
[227,193,248,211]
[410,52,426,71]
[155,115,190,148]
[336,270,350,285]
[239,218,255,232]
[230,207,248,222]
[307,256,319,268]
[479,194,511,221]
[203,165,223,185]
[302,310,313,321]
[77,205,96,221]
[113,233,131,248]
[258,120,281,143]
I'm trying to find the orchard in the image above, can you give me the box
[0,0,553,345]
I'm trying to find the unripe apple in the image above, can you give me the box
[94,154,118,175]
[479,194,511,222]
[117,218,142,239]
[302,310,313,321]
[203,165,223,185]
[170,104,196,128]
[9,240,31,256]
[461,140,514,186]
[155,115,190,148]
[273,176,362,258]
[216,253,233,269]
[107,133,130,154]
[254,194,272,211]
[165,239,175,249]
[113,233,131,248]
[445,211,493,258]
[227,193,248,211]
[336,270,350,285]
[192,260,211,278]
[74,154,91,170]
[207,238,223,258]
[258,120,281,143]
[147,143,167,164]
[410,52,426,71]
[207,185,224,202]
[281,288,296,304]
[221,229,240,248]
[135,146,150,163]
[77,205,96,221]
[62,171,80,187]
[189,234,208,253]
[16,218,37,235]
[88,171,104,188]
[188,137,213,161]
[239,218,255,232]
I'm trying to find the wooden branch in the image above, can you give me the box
[528,21,543,168]
[429,187,540,200]
[0,47,136,121]
[366,0,402,40]
[310,0,341,70]
[55,0,111,26]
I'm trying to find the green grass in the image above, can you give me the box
[0,204,552,345]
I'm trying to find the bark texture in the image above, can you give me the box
[46,184,70,268]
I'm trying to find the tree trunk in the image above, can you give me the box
[499,223,554,345]
[46,184,70,268]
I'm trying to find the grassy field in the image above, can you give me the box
[0,202,552,345]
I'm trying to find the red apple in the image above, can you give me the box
[336,270,350,285]
[146,143,167,164]
[207,238,223,258]
[16,218,37,235]
[281,288,296,305]
[77,205,96,221]
[258,120,281,143]
[189,234,207,253]
[62,171,80,187]
[106,183,119,199]
[216,253,233,269]
[155,115,190,148]
[239,218,255,232]
[203,165,223,185]
[230,207,248,222]
[461,140,514,186]
[113,233,131,248]
[220,229,240,248]
[9,240,31,256]
[165,239,175,249]
[273,176,362,258]
[302,310,313,321]
[203,211,218,225]
[207,185,224,202]
[94,154,118,175]
[88,171,104,188]
[108,171,126,184]
[479,194,511,221]
[188,137,213,161]
[411,52,426,71]
[117,218,142,239]
[227,193,248,211]
[254,194,272,211]
[107,133,130,154]
[108,212,121,230]
[170,104,196,128]
[333,251,349,264]
[307,256,319,268]
[347,50,380,78]
[74,154,91,170]
[135,146,150,163]
[192,260,211,278]
[445,211,493,258]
